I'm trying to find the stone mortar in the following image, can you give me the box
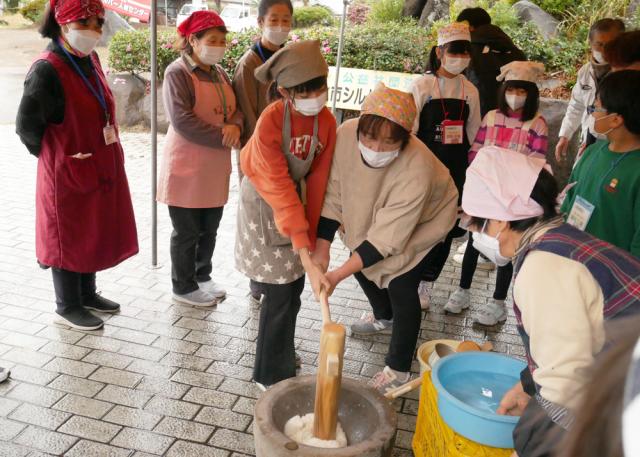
[254,375,398,457]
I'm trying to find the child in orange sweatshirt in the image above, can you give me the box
[235,40,336,389]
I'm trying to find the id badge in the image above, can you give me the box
[441,120,464,145]
[103,124,118,145]
[567,195,595,231]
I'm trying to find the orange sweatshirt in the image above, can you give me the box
[240,99,337,250]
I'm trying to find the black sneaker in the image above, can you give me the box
[83,294,121,313]
[55,308,104,330]
[0,367,10,383]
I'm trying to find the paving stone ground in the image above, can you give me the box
[0,125,524,456]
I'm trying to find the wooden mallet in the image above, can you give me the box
[312,287,346,440]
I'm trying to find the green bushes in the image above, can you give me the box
[108,29,178,80]
[19,0,46,23]
[108,28,260,80]
[531,0,580,18]
[108,3,597,87]
[108,20,433,79]
[347,2,370,25]
[292,6,335,28]
[369,0,403,23]
[336,20,432,73]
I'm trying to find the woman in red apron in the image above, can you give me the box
[15,0,138,331]
[157,11,243,307]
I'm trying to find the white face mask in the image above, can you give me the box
[442,56,470,75]
[293,91,327,116]
[358,141,399,168]
[506,94,527,111]
[65,28,101,56]
[587,113,615,140]
[263,26,290,46]
[592,50,607,65]
[472,223,511,266]
[197,45,225,66]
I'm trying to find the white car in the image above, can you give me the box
[176,3,209,28]
[220,4,257,32]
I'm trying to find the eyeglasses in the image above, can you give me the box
[587,104,608,115]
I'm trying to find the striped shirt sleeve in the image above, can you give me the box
[468,115,489,163]
[526,116,549,158]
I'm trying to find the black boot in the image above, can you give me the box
[52,268,103,331]
[81,273,121,313]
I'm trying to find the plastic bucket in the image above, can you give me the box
[431,352,526,448]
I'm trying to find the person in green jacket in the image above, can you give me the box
[561,70,640,256]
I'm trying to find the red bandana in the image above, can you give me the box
[177,10,225,37]
[51,0,105,25]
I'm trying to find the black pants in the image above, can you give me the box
[249,279,262,298]
[513,399,565,457]
[52,268,97,314]
[420,228,457,282]
[354,254,430,372]
[168,206,223,295]
[459,233,514,300]
[253,276,305,386]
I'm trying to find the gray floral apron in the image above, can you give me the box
[235,101,319,285]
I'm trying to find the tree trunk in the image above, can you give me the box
[417,0,450,26]
[402,0,428,18]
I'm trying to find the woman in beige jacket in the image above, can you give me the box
[312,83,458,394]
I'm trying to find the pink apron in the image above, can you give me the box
[157,62,236,208]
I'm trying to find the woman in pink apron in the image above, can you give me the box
[157,11,243,307]
[16,0,138,331]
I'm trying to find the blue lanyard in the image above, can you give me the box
[58,40,109,123]
[255,42,268,63]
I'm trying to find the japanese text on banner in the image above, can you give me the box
[327,67,421,111]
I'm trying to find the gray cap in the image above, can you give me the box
[254,40,328,88]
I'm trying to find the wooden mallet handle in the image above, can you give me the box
[319,287,332,325]
[313,287,346,441]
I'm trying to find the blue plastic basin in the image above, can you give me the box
[431,351,527,448]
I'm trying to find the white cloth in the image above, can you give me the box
[558,62,597,143]
[410,73,481,146]
[462,146,545,221]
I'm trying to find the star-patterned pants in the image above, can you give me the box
[253,276,305,386]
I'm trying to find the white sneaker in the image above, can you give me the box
[369,366,410,395]
[456,240,468,255]
[197,280,226,299]
[255,382,270,392]
[173,289,217,307]
[0,367,11,383]
[474,299,507,326]
[351,312,393,335]
[454,252,496,270]
[444,288,471,314]
[418,281,431,310]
